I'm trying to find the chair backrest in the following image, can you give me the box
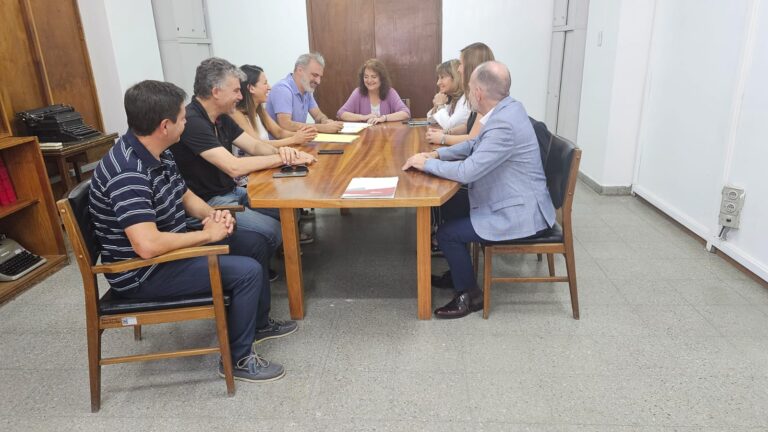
[401,97,412,115]
[529,116,552,168]
[544,134,580,210]
[65,179,100,265]
[57,179,102,323]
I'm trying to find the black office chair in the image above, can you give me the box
[56,180,236,412]
[474,135,582,319]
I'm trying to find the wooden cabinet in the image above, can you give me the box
[0,135,68,303]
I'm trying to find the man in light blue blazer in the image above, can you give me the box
[403,61,555,319]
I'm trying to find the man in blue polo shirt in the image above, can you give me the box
[90,80,297,382]
[266,52,343,133]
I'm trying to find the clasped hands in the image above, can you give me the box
[424,127,446,145]
[277,146,317,166]
[360,113,387,125]
[293,125,318,144]
[202,209,235,242]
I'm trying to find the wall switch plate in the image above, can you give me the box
[719,185,745,228]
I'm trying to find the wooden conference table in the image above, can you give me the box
[247,123,459,320]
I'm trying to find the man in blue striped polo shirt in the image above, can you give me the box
[89,80,296,382]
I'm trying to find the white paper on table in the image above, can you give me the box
[340,122,372,134]
[341,177,399,199]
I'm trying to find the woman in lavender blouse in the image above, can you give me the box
[337,59,411,125]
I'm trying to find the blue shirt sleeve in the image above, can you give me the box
[269,83,295,115]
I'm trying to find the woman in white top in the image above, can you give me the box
[230,65,316,180]
[425,42,495,146]
[426,59,470,135]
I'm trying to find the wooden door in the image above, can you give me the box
[307,0,441,119]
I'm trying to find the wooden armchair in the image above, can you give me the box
[475,135,582,319]
[56,180,235,412]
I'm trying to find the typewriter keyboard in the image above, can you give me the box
[0,250,45,281]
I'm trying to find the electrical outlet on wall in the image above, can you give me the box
[719,186,746,228]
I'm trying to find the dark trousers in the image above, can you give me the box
[119,230,272,362]
[436,189,484,293]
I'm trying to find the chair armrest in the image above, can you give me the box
[213,205,245,213]
[91,245,230,274]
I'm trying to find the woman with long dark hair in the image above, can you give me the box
[337,59,411,124]
[231,65,316,154]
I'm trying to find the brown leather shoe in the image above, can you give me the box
[434,288,483,319]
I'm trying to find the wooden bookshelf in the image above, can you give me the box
[0,135,68,303]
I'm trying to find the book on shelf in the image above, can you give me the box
[341,177,399,199]
[0,157,17,205]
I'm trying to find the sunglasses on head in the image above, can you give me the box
[280,164,309,173]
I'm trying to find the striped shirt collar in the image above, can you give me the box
[123,129,162,168]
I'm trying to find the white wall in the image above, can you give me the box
[722,2,768,279]
[574,0,621,186]
[78,0,164,135]
[205,0,553,120]
[576,0,655,188]
[631,0,768,280]
[77,0,124,134]
[634,0,750,236]
[206,0,310,81]
[442,0,554,119]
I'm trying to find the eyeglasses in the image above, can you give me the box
[280,164,309,173]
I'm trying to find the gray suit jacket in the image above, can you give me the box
[424,96,555,241]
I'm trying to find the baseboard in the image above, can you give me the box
[714,242,768,287]
[633,184,768,285]
[578,171,632,195]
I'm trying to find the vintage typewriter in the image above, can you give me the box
[0,237,47,282]
[17,104,100,142]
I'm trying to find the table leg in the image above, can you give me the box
[279,208,304,319]
[416,206,432,320]
[55,157,73,193]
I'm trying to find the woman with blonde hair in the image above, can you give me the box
[426,42,495,146]
[337,59,411,124]
[426,59,470,135]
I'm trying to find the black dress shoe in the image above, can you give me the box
[431,271,454,289]
[434,288,483,319]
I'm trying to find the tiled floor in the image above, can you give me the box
[2,181,768,431]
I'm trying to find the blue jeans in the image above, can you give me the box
[207,187,282,252]
[119,230,272,362]
[436,190,483,293]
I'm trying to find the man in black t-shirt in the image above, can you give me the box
[171,57,316,253]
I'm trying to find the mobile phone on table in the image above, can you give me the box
[272,164,308,178]
[318,149,344,155]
